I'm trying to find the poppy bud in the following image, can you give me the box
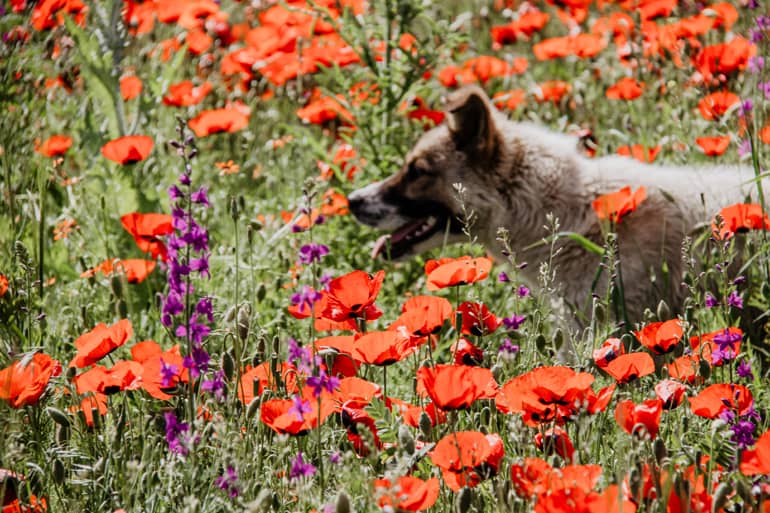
[47,406,70,428]
[418,411,433,439]
[229,196,239,220]
[763,282,770,300]
[52,458,66,486]
[712,482,732,513]
[110,274,124,298]
[222,352,235,381]
[734,478,753,505]
[251,488,273,513]
[552,328,564,350]
[113,407,127,451]
[246,397,261,420]
[257,283,266,303]
[628,466,642,499]
[593,301,606,324]
[490,363,503,382]
[398,424,415,455]
[698,358,711,380]
[643,308,656,323]
[456,487,472,513]
[115,299,128,318]
[237,303,251,342]
[535,334,547,354]
[653,438,667,464]
[656,300,670,321]
[335,491,351,513]
[56,423,70,445]
[223,305,236,323]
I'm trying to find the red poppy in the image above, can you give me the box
[131,340,188,400]
[31,0,86,31]
[430,431,503,491]
[0,353,62,408]
[388,397,446,428]
[761,126,770,145]
[320,270,385,330]
[492,89,526,111]
[666,354,701,384]
[593,337,624,368]
[696,135,730,156]
[740,430,770,476]
[374,475,440,512]
[456,301,500,336]
[511,461,603,499]
[70,319,133,368]
[317,144,363,181]
[352,331,416,366]
[163,80,213,107]
[491,10,549,45]
[534,427,574,462]
[296,94,354,125]
[404,97,445,128]
[101,135,154,165]
[534,80,571,103]
[690,327,742,366]
[260,389,335,435]
[617,144,660,162]
[119,76,142,101]
[120,212,173,261]
[592,186,647,223]
[0,275,8,297]
[417,364,497,410]
[189,108,249,137]
[71,393,108,428]
[689,383,753,418]
[463,55,528,83]
[712,203,770,240]
[80,258,157,284]
[450,337,484,366]
[496,366,596,424]
[655,379,686,409]
[36,135,72,157]
[635,319,683,354]
[341,401,381,456]
[698,91,740,121]
[73,361,143,395]
[615,399,663,439]
[237,362,300,405]
[425,256,492,291]
[177,0,219,29]
[510,457,554,498]
[389,295,452,338]
[603,352,655,384]
[185,28,213,55]
[694,37,755,83]
[533,36,572,60]
[606,77,643,100]
[333,377,381,409]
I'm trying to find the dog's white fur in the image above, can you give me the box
[349,85,765,323]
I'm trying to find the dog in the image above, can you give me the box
[348,85,765,325]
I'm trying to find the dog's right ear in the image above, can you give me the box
[445,85,499,160]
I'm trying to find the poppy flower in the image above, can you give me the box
[417,364,497,410]
[695,135,730,156]
[80,258,157,284]
[341,401,381,456]
[430,431,502,491]
[71,393,108,428]
[333,377,381,409]
[634,319,683,354]
[73,361,143,395]
[319,270,385,330]
[694,37,755,83]
[177,0,219,30]
[424,256,492,291]
[666,354,701,384]
[188,108,249,137]
[534,427,574,462]
[119,76,142,101]
[388,397,446,428]
[491,10,549,45]
[593,337,623,368]
[690,327,742,366]
[456,301,500,336]
[120,212,173,261]
[698,91,740,121]
[260,389,335,435]
[655,379,686,409]
[101,135,154,165]
[237,362,300,405]
[403,97,445,128]
[606,77,643,100]
[35,135,72,157]
[389,295,452,338]
[314,335,357,356]
[131,340,188,400]
[450,337,484,366]
[70,319,133,368]
[615,399,663,439]
[0,275,8,297]
[603,352,655,384]
[617,144,660,162]
[534,80,571,103]
[296,94,354,126]
[533,36,572,60]
[712,203,770,240]
[492,89,526,111]
[317,144,363,181]
[761,126,770,145]
[511,461,603,499]
[374,475,440,512]
[592,186,647,223]
[463,55,527,83]
[0,353,62,408]
[510,457,554,498]
[740,430,770,476]
[352,331,416,366]
[163,80,213,107]
[31,0,86,31]
[496,366,596,424]
[688,383,753,418]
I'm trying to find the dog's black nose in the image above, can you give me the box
[347,192,364,215]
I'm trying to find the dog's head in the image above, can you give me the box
[348,85,505,259]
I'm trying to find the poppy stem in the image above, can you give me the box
[383,365,388,403]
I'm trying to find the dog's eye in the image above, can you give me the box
[408,159,433,177]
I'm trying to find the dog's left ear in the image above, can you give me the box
[445,85,500,160]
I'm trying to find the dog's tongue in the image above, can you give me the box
[371,219,425,259]
[371,235,390,259]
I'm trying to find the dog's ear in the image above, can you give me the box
[445,85,499,159]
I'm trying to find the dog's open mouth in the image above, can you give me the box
[371,214,460,259]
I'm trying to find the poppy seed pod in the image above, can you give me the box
[398,424,415,455]
[47,406,70,428]
[52,458,66,486]
[110,274,124,298]
[456,487,472,513]
[335,491,351,513]
[237,303,251,342]
[419,411,433,439]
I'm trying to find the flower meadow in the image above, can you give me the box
[3,0,770,512]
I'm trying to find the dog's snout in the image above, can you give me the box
[347,189,365,214]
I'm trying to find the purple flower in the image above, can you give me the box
[298,243,329,264]
[737,359,754,380]
[720,406,759,451]
[498,272,510,283]
[748,57,765,74]
[756,15,770,29]
[201,370,226,400]
[191,187,209,206]
[502,314,526,330]
[164,411,191,456]
[215,466,240,498]
[183,344,210,379]
[704,293,718,309]
[290,285,322,314]
[289,452,316,481]
[737,138,752,158]
[329,452,341,464]
[727,290,743,309]
[759,81,770,100]
[499,338,520,357]
[749,28,764,43]
[517,285,530,298]
[288,395,312,421]
[306,369,340,398]
[287,338,313,374]
[160,358,179,388]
